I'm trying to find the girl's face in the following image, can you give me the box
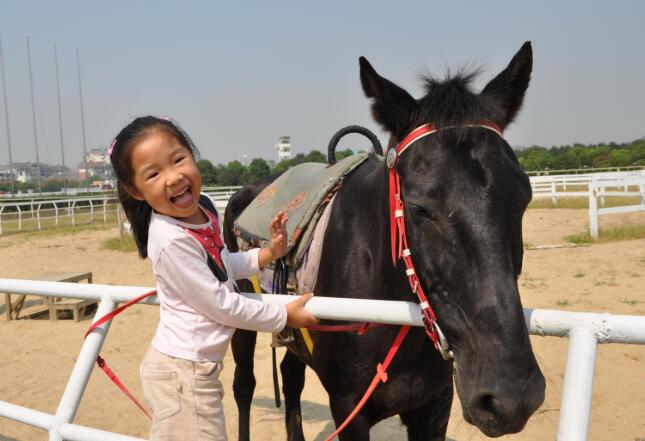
[128,131,205,223]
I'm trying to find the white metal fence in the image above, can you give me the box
[0,279,644,441]
[0,187,243,236]
[529,170,645,204]
[0,196,120,235]
[587,176,645,238]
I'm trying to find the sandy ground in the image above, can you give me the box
[0,208,644,441]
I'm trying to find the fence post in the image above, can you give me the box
[551,181,557,206]
[54,202,59,226]
[48,295,117,441]
[0,206,4,236]
[102,199,107,223]
[17,206,22,232]
[36,203,41,231]
[117,205,124,243]
[599,187,606,208]
[588,181,599,239]
[89,199,94,222]
[70,201,75,227]
[556,327,598,441]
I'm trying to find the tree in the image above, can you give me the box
[291,153,307,166]
[273,159,293,174]
[522,147,553,171]
[218,161,246,185]
[248,158,271,180]
[304,150,326,163]
[609,149,632,167]
[197,159,218,185]
[335,148,355,161]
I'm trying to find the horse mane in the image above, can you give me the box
[417,68,498,142]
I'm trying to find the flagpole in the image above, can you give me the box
[76,47,89,194]
[54,43,67,194]
[27,36,42,194]
[0,35,14,195]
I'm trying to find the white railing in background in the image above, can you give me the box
[588,176,645,238]
[1,279,644,441]
[0,196,119,235]
[529,170,645,204]
[0,187,243,235]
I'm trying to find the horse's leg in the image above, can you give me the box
[399,385,453,441]
[232,329,258,441]
[280,350,306,441]
[328,395,371,441]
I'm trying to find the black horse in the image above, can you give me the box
[224,42,545,441]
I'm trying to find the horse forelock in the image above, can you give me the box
[417,68,501,142]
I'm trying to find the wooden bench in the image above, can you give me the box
[4,271,94,322]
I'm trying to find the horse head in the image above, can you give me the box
[359,42,545,437]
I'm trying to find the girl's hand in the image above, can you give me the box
[285,293,319,328]
[268,211,288,259]
[258,211,288,269]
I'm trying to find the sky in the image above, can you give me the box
[0,1,644,168]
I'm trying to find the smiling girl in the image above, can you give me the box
[109,116,317,440]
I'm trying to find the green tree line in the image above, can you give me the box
[197,148,355,186]
[515,138,645,172]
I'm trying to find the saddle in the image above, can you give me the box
[234,153,369,272]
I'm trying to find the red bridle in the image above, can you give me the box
[387,120,504,359]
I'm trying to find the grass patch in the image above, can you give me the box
[574,271,585,278]
[102,234,138,252]
[528,196,642,210]
[565,223,645,244]
[556,298,571,307]
[619,298,641,306]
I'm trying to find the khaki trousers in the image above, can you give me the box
[140,345,226,441]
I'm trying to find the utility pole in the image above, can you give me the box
[27,36,42,194]
[0,35,14,195]
[54,43,67,194]
[76,47,89,194]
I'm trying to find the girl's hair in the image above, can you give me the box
[110,116,199,258]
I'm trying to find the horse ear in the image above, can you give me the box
[481,41,532,129]
[359,56,418,139]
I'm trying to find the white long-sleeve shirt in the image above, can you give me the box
[147,202,287,362]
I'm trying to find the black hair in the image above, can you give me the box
[109,116,199,258]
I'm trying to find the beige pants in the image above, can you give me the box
[140,345,227,441]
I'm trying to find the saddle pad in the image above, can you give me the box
[235,153,368,268]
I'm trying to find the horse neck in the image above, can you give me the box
[331,158,407,295]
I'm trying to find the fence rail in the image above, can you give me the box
[0,187,243,235]
[587,176,645,238]
[529,170,645,204]
[1,279,644,441]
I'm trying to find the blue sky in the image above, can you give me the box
[0,1,644,167]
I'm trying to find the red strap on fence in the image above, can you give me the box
[84,289,157,420]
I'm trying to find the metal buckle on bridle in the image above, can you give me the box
[386,148,398,168]
[433,322,453,360]
[423,314,453,361]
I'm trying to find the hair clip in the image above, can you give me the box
[107,139,117,157]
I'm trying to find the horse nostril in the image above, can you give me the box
[478,394,499,415]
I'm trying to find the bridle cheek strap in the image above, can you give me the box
[386,120,503,358]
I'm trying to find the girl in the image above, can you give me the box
[109,116,318,440]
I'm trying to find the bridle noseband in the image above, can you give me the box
[387,120,504,360]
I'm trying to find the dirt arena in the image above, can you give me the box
[1,207,644,441]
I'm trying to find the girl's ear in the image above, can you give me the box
[125,185,145,201]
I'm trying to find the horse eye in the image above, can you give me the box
[409,203,432,218]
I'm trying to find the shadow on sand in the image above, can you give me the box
[251,396,456,441]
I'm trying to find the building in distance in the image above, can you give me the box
[78,148,113,181]
[275,136,291,162]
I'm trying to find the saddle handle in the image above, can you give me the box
[327,125,383,165]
